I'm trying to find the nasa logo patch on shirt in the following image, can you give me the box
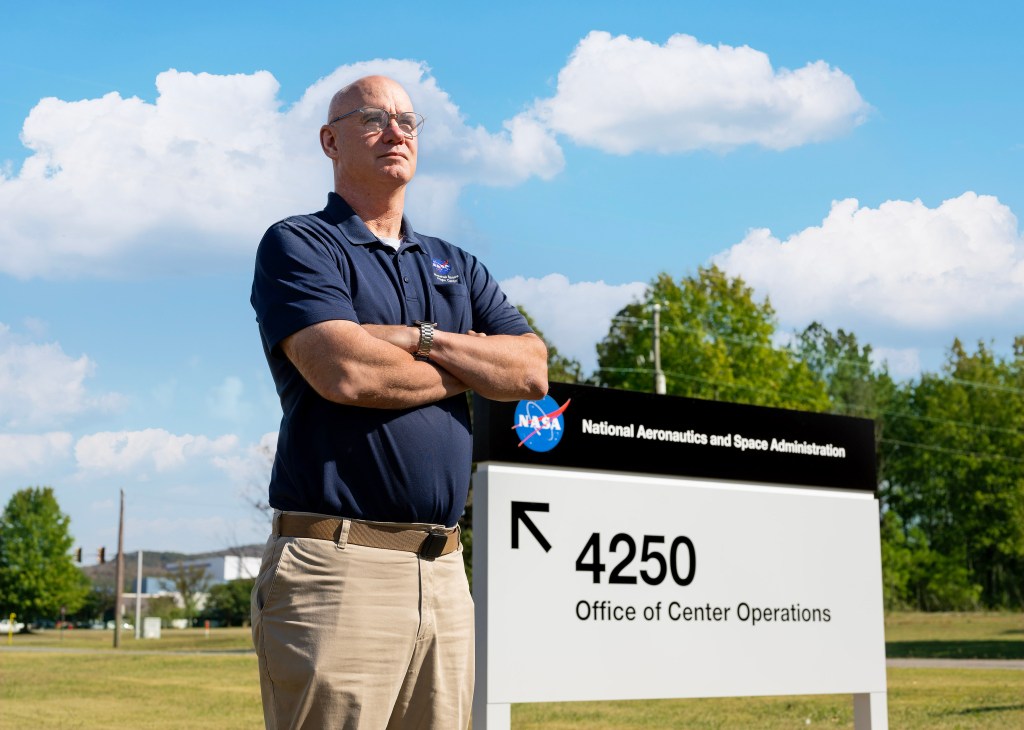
[432,258,460,284]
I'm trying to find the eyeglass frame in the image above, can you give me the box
[327,107,425,138]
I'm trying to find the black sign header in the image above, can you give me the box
[473,382,876,492]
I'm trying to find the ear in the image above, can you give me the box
[320,124,340,159]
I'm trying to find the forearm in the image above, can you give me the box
[430,331,548,402]
[337,357,469,408]
[282,321,469,409]
[361,324,548,401]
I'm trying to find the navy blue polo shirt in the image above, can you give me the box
[251,193,531,526]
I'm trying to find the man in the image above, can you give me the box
[249,75,547,730]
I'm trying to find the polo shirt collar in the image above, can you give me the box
[323,192,423,252]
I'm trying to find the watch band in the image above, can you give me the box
[413,320,438,359]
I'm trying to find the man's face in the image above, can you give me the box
[323,78,418,190]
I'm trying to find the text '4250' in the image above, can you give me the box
[575,533,696,586]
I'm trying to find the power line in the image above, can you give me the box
[842,403,1024,439]
[880,438,1024,465]
[605,314,1024,397]
[594,367,1024,442]
[943,376,1024,396]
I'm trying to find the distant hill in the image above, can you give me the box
[81,544,263,585]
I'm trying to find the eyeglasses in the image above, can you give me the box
[328,107,425,138]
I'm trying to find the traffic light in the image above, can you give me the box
[74,548,82,563]
[98,547,106,564]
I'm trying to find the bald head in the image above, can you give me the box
[327,75,414,123]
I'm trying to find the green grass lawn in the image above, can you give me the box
[513,668,1024,729]
[0,613,1020,729]
[0,652,263,729]
[884,611,1023,660]
[4,625,255,652]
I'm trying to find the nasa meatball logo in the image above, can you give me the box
[512,395,571,452]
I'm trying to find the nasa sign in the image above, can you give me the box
[476,383,875,491]
[472,383,888,730]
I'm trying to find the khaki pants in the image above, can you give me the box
[251,518,474,730]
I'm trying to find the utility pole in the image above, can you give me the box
[653,303,666,395]
[113,489,125,649]
[135,549,143,640]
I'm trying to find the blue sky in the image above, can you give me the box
[1,1,1021,557]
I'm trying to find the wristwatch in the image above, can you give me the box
[413,320,438,359]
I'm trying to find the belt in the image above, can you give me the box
[274,513,461,559]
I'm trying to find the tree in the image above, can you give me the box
[0,487,90,626]
[881,338,1024,609]
[794,322,895,419]
[596,266,829,411]
[202,578,255,627]
[146,595,184,626]
[794,322,898,479]
[68,584,115,625]
[170,562,212,625]
[879,510,981,610]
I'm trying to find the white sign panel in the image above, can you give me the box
[475,464,887,704]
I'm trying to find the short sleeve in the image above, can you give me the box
[250,218,359,353]
[464,253,533,337]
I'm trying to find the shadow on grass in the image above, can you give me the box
[886,639,1024,660]
[949,704,1024,716]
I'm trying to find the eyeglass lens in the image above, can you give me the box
[362,109,421,136]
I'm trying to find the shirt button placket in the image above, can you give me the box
[394,255,409,290]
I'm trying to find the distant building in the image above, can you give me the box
[164,554,261,585]
[134,576,176,594]
[119,548,263,626]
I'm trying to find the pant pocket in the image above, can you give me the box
[252,535,288,621]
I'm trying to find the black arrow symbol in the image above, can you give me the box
[511,501,551,552]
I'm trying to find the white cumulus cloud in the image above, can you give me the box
[0,60,563,279]
[75,428,238,474]
[533,30,870,154]
[126,514,259,551]
[500,274,647,372]
[214,431,278,522]
[0,322,123,428]
[0,432,73,474]
[713,192,1024,334]
[214,431,277,486]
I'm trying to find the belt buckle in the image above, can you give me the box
[419,529,449,559]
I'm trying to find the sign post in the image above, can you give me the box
[472,383,887,729]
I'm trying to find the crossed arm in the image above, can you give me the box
[281,320,548,409]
